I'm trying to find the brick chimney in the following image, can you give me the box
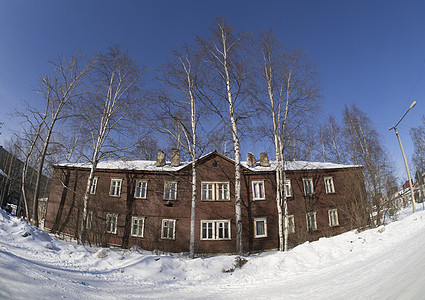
[170,148,180,167]
[155,150,166,167]
[247,152,256,167]
[259,152,270,167]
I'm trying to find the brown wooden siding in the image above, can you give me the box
[44,152,366,254]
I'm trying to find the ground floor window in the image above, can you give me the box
[131,216,145,237]
[161,219,176,239]
[328,209,339,227]
[287,215,295,233]
[106,213,118,234]
[306,212,317,232]
[201,220,231,240]
[86,211,93,230]
[254,218,267,238]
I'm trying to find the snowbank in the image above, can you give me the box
[0,207,424,299]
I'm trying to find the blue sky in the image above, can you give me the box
[1,0,424,183]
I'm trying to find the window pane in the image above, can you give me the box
[202,222,207,239]
[223,222,229,239]
[218,222,223,238]
[256,220,265,236]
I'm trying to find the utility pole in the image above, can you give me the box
[390,101,417,213]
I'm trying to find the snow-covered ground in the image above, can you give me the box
[0,207,424,300]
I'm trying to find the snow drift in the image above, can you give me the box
[0,207,424,299]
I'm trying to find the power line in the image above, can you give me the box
[408,58,425,102]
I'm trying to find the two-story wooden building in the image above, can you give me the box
[44,151,367,254]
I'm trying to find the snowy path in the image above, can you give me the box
[0,209,425,299]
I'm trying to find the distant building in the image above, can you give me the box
[0,146,50,219]
[44,151,367,254]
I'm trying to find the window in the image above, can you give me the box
[86,211,93,230]
[201,220,231,240]
[131,216,145,237]
[303,178,314,196]
[90,177,98,195]
[287,215,295,233]
[254,218,267,238]
[324,177,335,194]
[252,181,265,200]
[106,213,118,234]
[201,182,230,201]
[284,180,292,198]
[164,182,177,200]
[306,212,317,232]
[161,219,176,239]
[328,209,339,227]
[109,179,122,197]
[134,180,147,199]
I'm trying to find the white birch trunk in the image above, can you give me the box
[188,66,197,258]
[221,30,243,255]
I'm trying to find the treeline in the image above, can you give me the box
[1,17,406,253]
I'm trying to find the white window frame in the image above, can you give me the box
[201,182,230,201]
[200,220,231,240]
[324,177,335,194]
[109,179,122,197]
[134,180,147,199]
[106,213,118,234]
[303,178,314,196]
[161,219,176,239]
[287,215,295,233]
[164,182,177,200]
[252,180,266,200]
[90,177,98,195]
[131,216,145,237]
[328,209,339,227]
[254,217,267,238]
[306,212,317,232]
[284,179,292,198]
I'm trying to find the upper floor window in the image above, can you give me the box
[131,216,145,237]
[106,213,118,234]
[201,220,231,240]
[161,219,176,239]
[164,182,177,200]
[284,179,292,198]
[134,180,147,199]
[252,181,265,200]
[303,178,314,196]
[90,177,98,195]
[254,218,267,238]
[324,177,335,194]
[306,212,317,232]
[328,209,339,227]
[109,179,122,197]
[201,182,230,201]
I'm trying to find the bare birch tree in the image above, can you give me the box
[323,115,343,164]
[78,45,145,244]
[410,117,425,175]
[155,44,201,258]
[254,30,320,251]
[343,104,394,225]
[15,102,49,221]
[198,18,250,255]
[30,51,91,226]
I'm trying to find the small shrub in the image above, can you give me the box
[222,256,248,273]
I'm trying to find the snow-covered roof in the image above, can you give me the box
[242,160,361,172]
[59,160,190,172]
[59,153,360,173]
